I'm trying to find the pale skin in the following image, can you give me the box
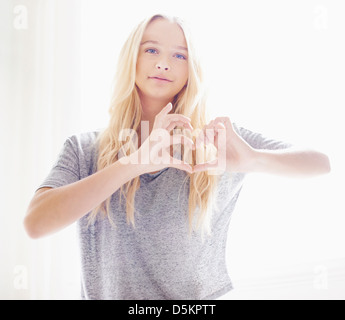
[24,18,330,239]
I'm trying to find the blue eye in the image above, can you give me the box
[175,53,187,60]
[146,48,158,54]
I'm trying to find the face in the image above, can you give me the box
[136,18,189,105]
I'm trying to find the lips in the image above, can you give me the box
[149,76,172,82]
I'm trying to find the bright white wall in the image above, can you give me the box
[81,0,345,299]
[1,0,344,299]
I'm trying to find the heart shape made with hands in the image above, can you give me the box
[146,103,231,173]
[121,115,231,174]
[170,124,228,173]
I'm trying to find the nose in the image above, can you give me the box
[156,62,170,71]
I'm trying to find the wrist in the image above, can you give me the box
[118,151,154,176]
[250,149,269,173]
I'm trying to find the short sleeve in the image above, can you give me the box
[37,137,80,191]
[233,123,293,151]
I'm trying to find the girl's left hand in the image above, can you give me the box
[193,117,257,173]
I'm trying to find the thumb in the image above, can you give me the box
[215,122,226,130]
[214,122,226,149]
[160,102,172,116]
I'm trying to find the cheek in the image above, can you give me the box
[136,56,149,75]
[180,65,189,85]
[173,61,188,82]
[136,58,143,77]
[136,62,148,88]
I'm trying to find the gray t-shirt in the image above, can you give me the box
[38,124,291,300]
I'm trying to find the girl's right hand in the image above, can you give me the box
[128,103,195,174]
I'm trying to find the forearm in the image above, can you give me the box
[252,148,331,177]
[25,160,145,238]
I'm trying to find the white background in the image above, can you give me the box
[1,0,344,299]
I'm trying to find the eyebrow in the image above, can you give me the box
[140,40,188,52]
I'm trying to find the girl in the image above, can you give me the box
[24,14,330,300]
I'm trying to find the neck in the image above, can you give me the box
[139,96,172,133]
[137,94,174,149]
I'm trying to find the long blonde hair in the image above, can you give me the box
[90,14,220,234]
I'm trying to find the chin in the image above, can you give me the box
[148,92,176,102]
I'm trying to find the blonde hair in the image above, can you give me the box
[90,14,220,234]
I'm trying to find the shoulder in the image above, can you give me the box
[67,130,101,151]
[232,122,292,150]
[64,130,102,175]
[231,122,260,147]
[60,130,101,167]
[232,122,255,140]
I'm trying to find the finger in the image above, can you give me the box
[166,121,193,132]
[158,102,173,117]
[195,120,213,148]
[212,117,233,132]
[195,117,233,149]
[195,131,206,148]
[213,122,226,149]
[204,120,216,144]
[167,114,192,123]
[149,134,195,158]
[165,115,193,131]
[215,122,226,130]
[205,128,216,145]
[205,119,230,147]
[193,159,219,173]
